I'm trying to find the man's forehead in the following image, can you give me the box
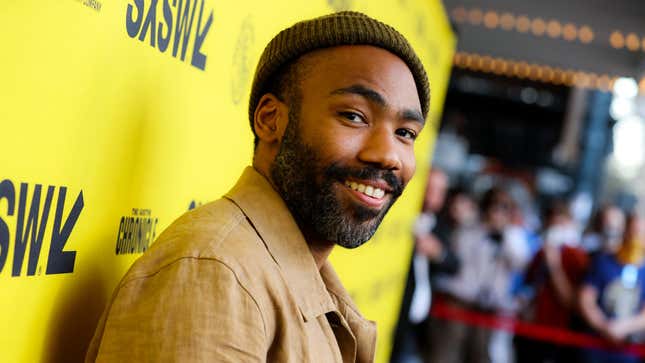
[297,45,422,111]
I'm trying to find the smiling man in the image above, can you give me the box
[87,11,429,363]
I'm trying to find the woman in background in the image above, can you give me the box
[579,213,645,363]
[517,201,589,363]
[582,204,626,256]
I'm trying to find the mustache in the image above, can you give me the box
[325,164,404,197]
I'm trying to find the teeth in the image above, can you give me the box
[345,180,385,199]
[365,186,374,197]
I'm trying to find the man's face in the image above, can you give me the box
[424,170,448,213]
[270,45,424,248]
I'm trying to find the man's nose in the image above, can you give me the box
[357,126,402,170]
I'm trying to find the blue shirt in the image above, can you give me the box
[584,252,645,319]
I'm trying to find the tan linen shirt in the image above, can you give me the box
[86,167,377,362]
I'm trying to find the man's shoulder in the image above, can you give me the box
[87,198,276,362]
[121,197,272,284]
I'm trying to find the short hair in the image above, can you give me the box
[252,58,310,148]
[480,187,513,214]
[542,200,571,224]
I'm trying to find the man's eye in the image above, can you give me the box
[339,111,365,124]
[395,128,418,140]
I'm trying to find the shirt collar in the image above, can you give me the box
[321,261,377,361]
[224,166,337,321]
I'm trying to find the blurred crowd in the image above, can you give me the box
[392,168,645,363]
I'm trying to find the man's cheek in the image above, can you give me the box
[403,156,416,186]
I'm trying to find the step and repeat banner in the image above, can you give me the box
[0,1,454,362]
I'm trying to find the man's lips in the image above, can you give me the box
[342,179,389,208]
[324,164,403,198]
[348,176,393,192]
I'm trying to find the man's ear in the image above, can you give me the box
[253,93,288,146]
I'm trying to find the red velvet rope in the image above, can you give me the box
[430,299,645,358]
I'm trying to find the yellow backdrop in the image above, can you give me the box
[0,1,454,362]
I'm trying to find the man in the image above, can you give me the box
[391,168,460,363]
[86,11,429,363]
[413,169,461,287]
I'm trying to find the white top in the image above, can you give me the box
[435,224,530,312]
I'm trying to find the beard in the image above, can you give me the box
[270,105,404,249]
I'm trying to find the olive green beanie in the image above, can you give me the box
[248,11,430,131]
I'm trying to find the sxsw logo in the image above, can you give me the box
[0,180,83,277]
[125,0,214,71]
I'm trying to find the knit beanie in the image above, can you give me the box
[248,11,430,132]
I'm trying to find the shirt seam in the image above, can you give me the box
[114,208,269,344]
[118,255,269,345]
[119,200,243,284]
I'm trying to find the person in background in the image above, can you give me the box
[391,168,461,363]
[582,204,626,256]
[517,201,589,363]
[429,187,530,363]
[441,186,479,231]
[579,213,645,363]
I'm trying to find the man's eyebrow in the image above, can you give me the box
[400,109,425,126]
[330,84,425,125]
[330,84,386,107]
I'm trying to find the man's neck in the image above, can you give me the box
[252,163,334,271]
[307,237,335,270]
